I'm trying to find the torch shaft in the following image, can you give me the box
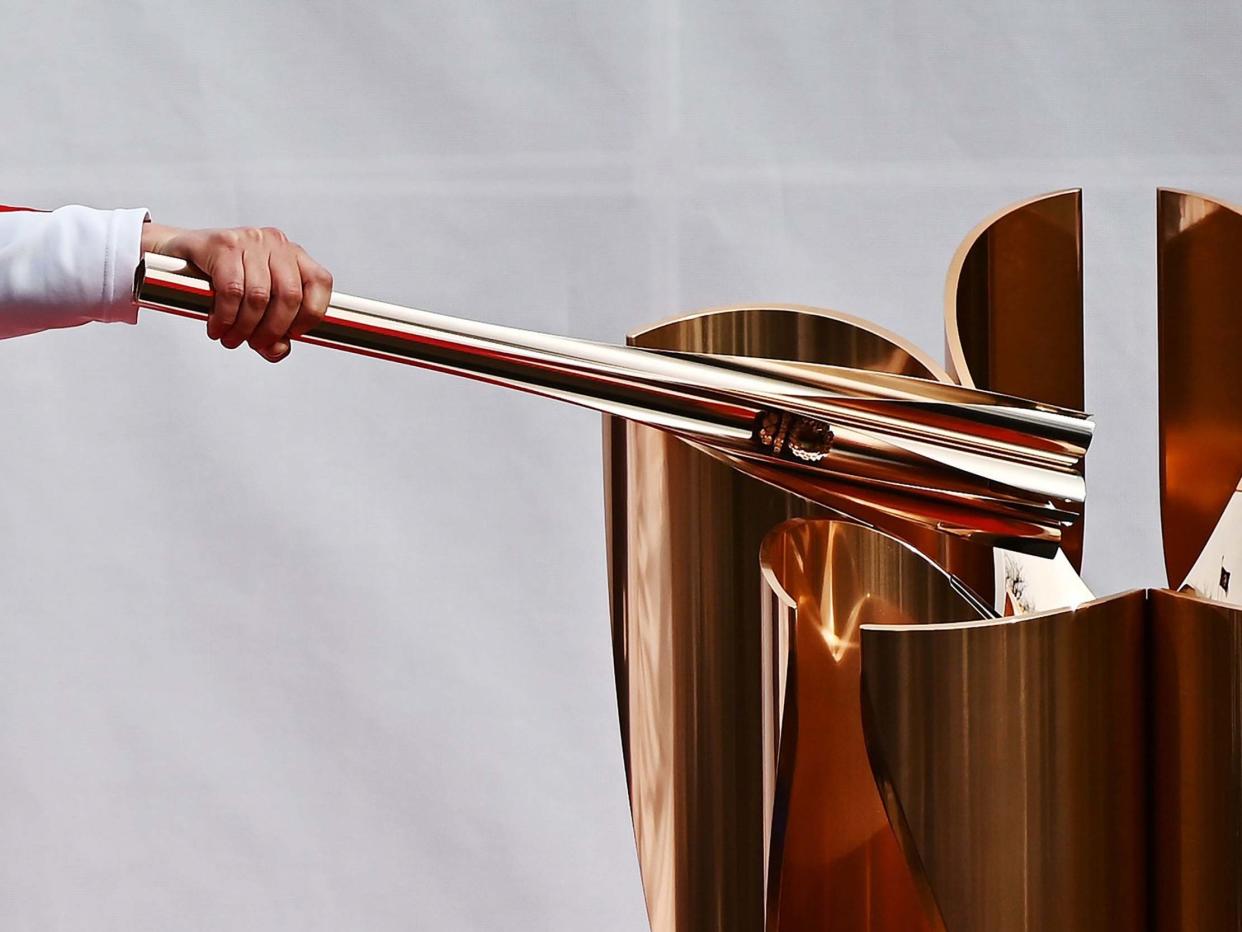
[135,253,1091,546]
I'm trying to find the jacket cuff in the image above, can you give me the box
[100,207,150,324]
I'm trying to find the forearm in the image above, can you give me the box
[0,204,331,360]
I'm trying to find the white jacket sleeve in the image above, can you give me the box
[0,204,149,340]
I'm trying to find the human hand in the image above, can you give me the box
[140,222,333,362]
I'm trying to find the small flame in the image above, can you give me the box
[755,411,834,463]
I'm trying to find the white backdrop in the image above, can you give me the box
[2,1,1240,928]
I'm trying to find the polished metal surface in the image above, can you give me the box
[861,591,1149,932]
[944,188,1091,599]
[604,305,965,932]
[139,192,1242,930]
[137,255,1090,548]
[944,189,1084,412]
[1157,189,1242,587]
[1150,587,1242,930]
[759,519,986,930]
[605,418,819,931]
[1153,198,1242,930]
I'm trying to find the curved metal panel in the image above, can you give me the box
[759,519,985,932]
[1157,189,1242,587]
[944,189,1084,405]
[634,304,953,381]
[1150,587,1242,930]
[603,306,951,932]
[859,592,1148,932]
[944,189,1086,568]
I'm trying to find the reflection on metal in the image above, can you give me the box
[1154,194,1242,930]
[603,190,1242,932]
[137,256,1091,549]
[138,192,1242,929]
[760,519,985,930]
[945,188,1089,584]
[1150,588,1242,930]
[861,592,1149,932]
[858,584,1242,932]
[1157,189,1242,588]
[945,189,1084,411]
[603,305,952,931]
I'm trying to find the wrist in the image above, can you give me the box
[140,221,180,255]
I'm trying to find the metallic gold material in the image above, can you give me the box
[945,189,1084,411]
[594,191,1242,932]
[604,305,964,932]
[861,591,1149,932]
[1154,195,1242,925]
[136,255,1090,548]
[759,519,986,930]
[138,191,1242,931]
[830,187,1242,932]
[1150,587,1242,930]
[1157,189,1242,587]
[944,189,1091,609]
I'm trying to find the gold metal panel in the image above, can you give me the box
[605,420,820,931]
[944,189,1085,568]
[759,519,986,931]
[1150,587,1242,930]
[631,305,951,380]
[944,189,1084,407]
[603,305,949,932]
[598,191,1242,932]
[860,591,1148,932]
[1157,189,1242,587]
